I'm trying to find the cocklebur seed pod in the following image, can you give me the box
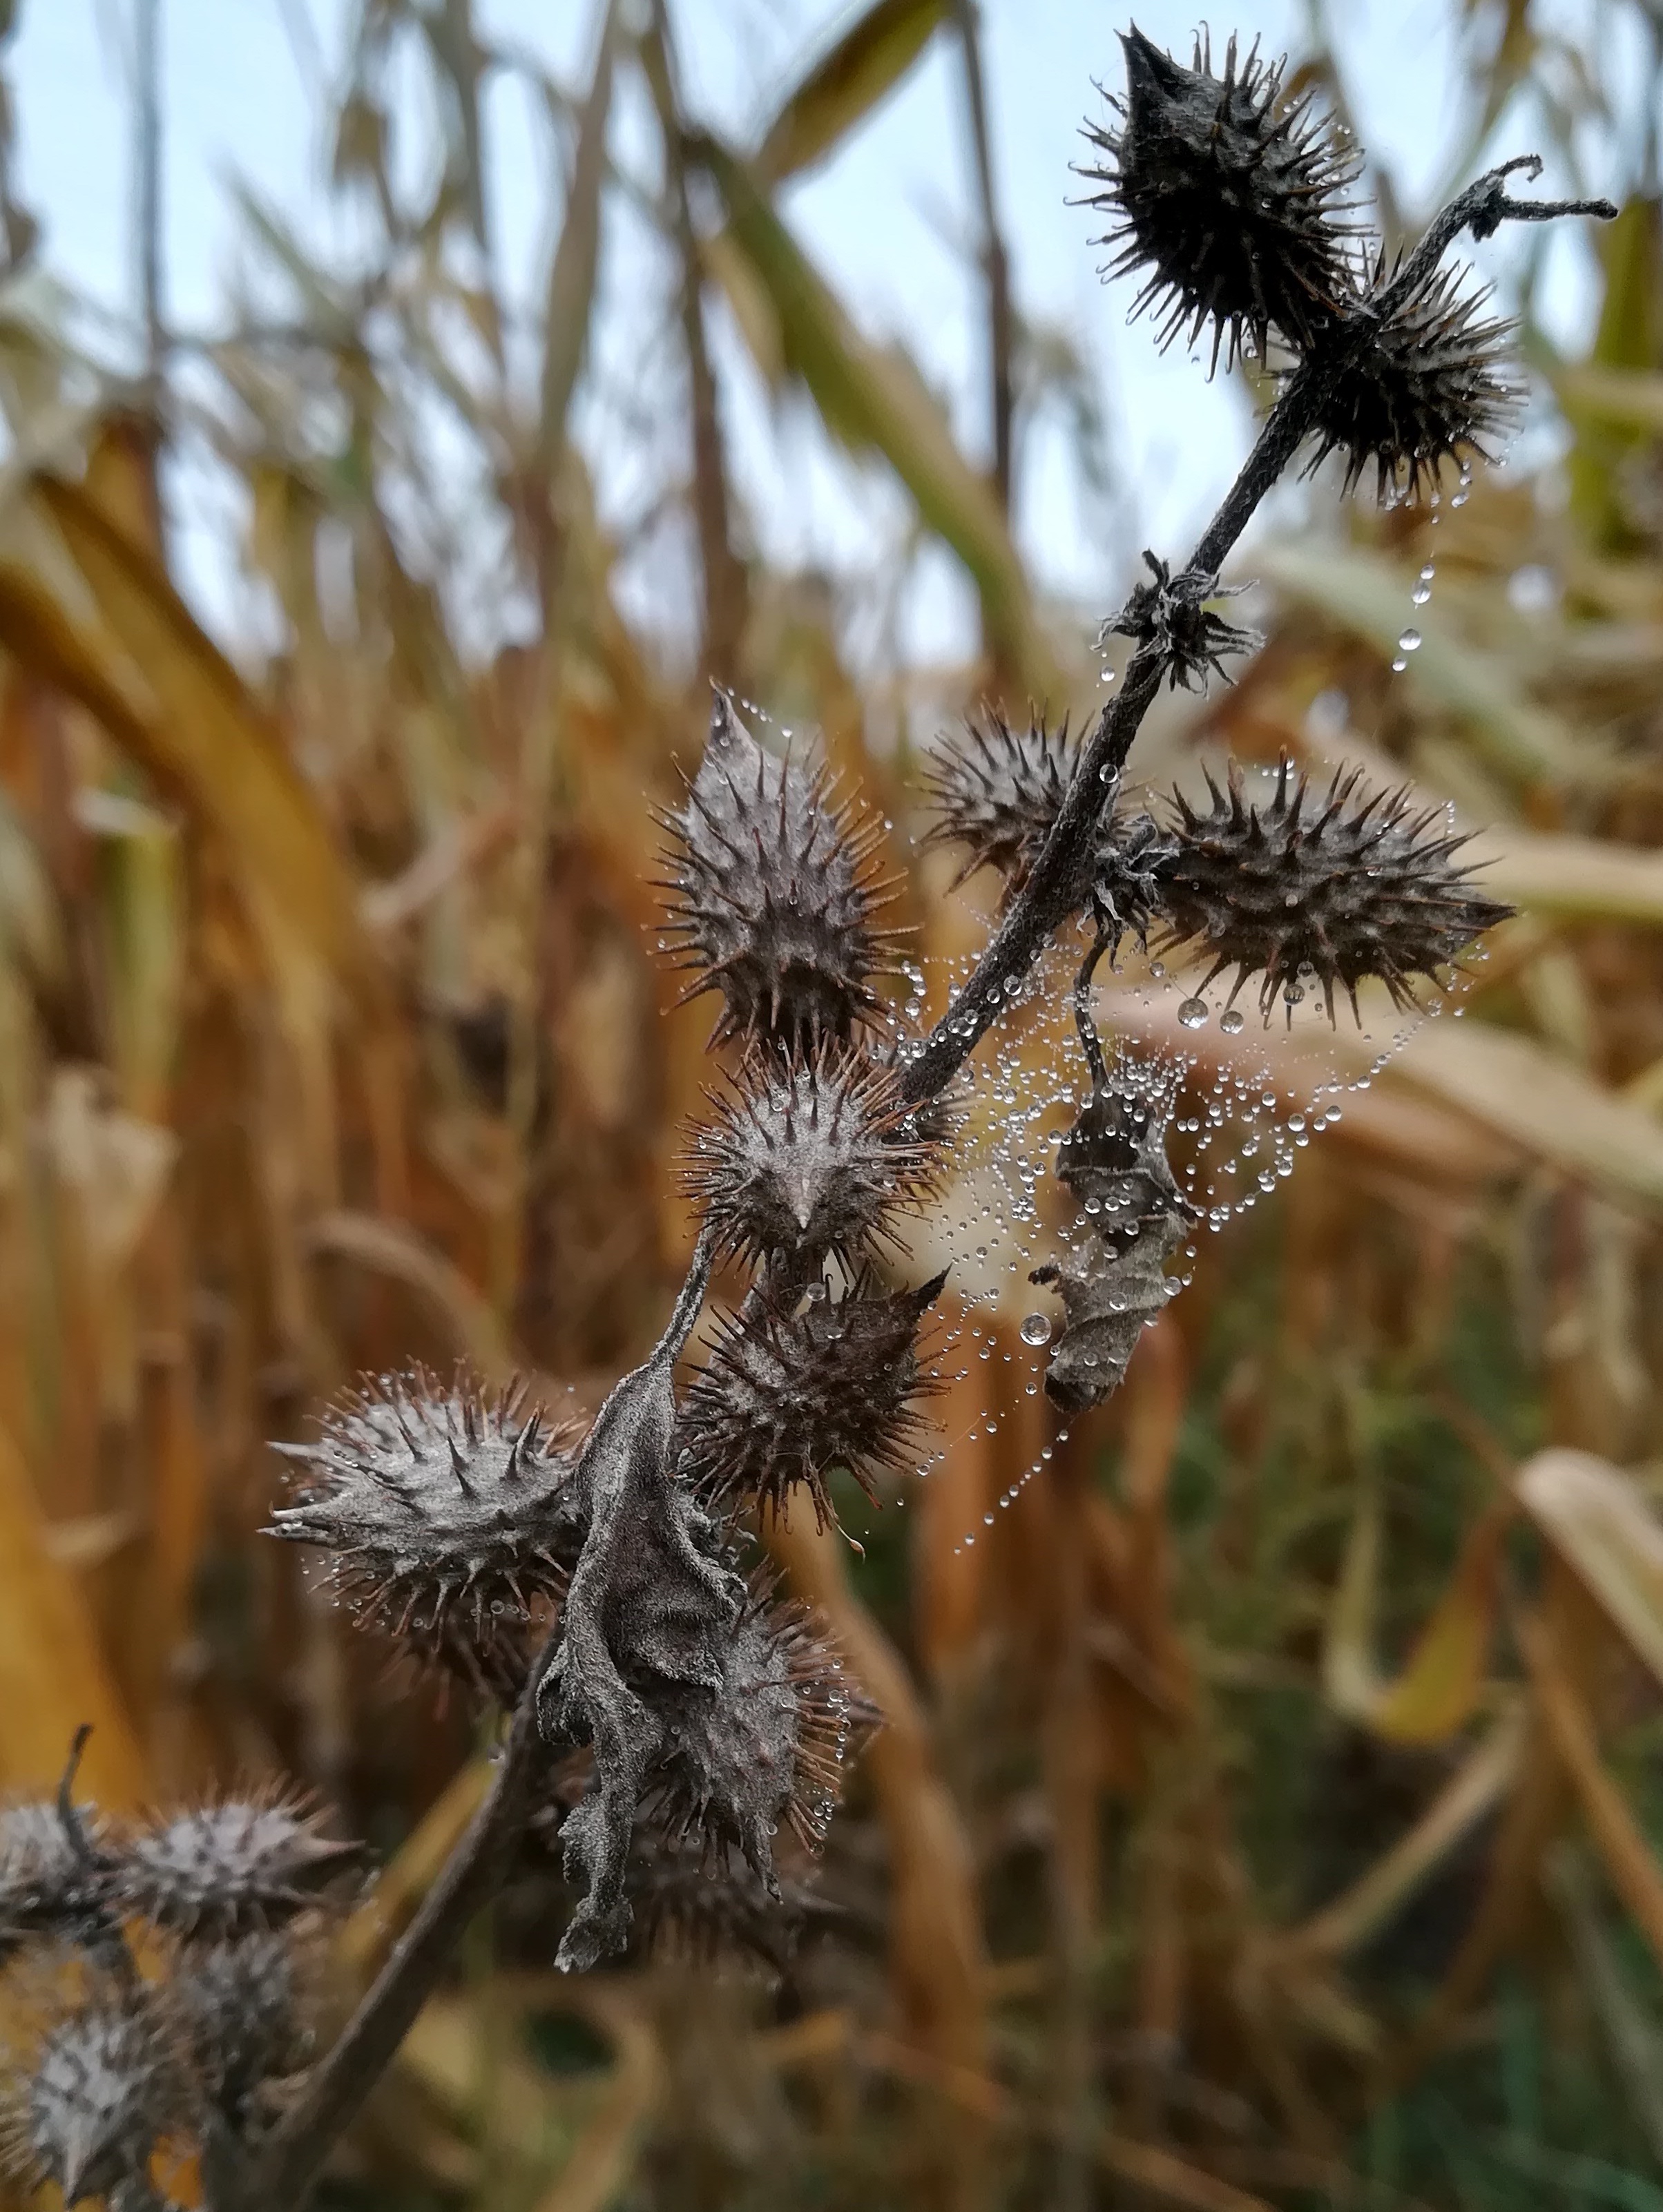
[120,1786,360,1938]
[1302,258,1518,502]
[921,710,1172,954]
[683,1044,941,1271]
[626,1825,814,1974]
[681,1272,947,1528]
[269,1370,584,1695]
[0,1799,117,1961]
[1157,756,1512,1020]
[643,1589,873,1881]
[172,1930,313,2131]
[2,1984,187,2209]
[1082,26,1360,371]
[921,710,1079,896]
[657,694,904,1054]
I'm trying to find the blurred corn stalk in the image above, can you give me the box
[0,0,1661,2206]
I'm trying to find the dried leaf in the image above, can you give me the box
[1517,1450,1663,1690]
[1260,541,1582,783]
[694,135,1053,695]
[753,0,950,186]
[0,1418,146,1805]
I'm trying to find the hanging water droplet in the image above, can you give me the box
[1397,628,1421,653]
[1019,1311,1052,1347]
[1411,582,1431,606]
[1177,996,1209,1029]
[1391,656,1407,673]
[1220,1008,1245,1035]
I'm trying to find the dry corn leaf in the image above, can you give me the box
[28,471,389,1016]
[1517,1450,1663,1690]
[695,135,1053,696]
[1298,1706,1526,1959]
[753,0,952,186]
[0,1418,146,1805]
[1521,1612,1663,1976]
[1259,542,1581,783]
[1394,1022,1663,1212]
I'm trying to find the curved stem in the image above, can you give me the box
[1073,927,1111,1091]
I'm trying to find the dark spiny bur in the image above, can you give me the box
[120,1787,361,1937]
[921,711,1079,897]
[641,1591,871,1883]
[0,1800,116,1960]
[1304,260,1518,501]
[681,1272,947,1528]
[921,709,1171,954]
[657,693,903,1054]
[3,1987,185,2208]
[1082,26,1360,372]
[174,1931,312,2133]
[1032,1056,1192,1412]
[626,1825,814,1975]
[1157,756,1512,1021]
[684,1044,941,1271]
[269,1370,584,1696]
[1105,552,1262,692]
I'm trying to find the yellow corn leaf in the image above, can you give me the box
[694,136,1054,697]
[754,0,951,186]
[1259,542,1581,783]
[1517,1450,1663,1691]
[25,472,387,1016]
[0,1418,145,1806]
[1372,1501,1510,1744]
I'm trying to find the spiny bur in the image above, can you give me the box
[119,1787,361,1939]
[1157,756,1513,1021]
[269,1369,584,1696]
[1305,258,1518,501]
[683,1044,941,1272]
[657,693,904,1055]
[681,1272,947,1528]
[1,1983,187,2210]
[1082,24,1361,370]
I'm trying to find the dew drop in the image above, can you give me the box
[1397,628,1421,653]
[1177,996,1209,1030]
[1019,1311,1052,1347]
[1219,1008,1245,1035]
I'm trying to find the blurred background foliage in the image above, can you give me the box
[2,0,1663,2206]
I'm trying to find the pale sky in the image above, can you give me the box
[7,0,1636,667]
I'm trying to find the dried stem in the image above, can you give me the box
[641,2,748,686]
[953,0,1014,517]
